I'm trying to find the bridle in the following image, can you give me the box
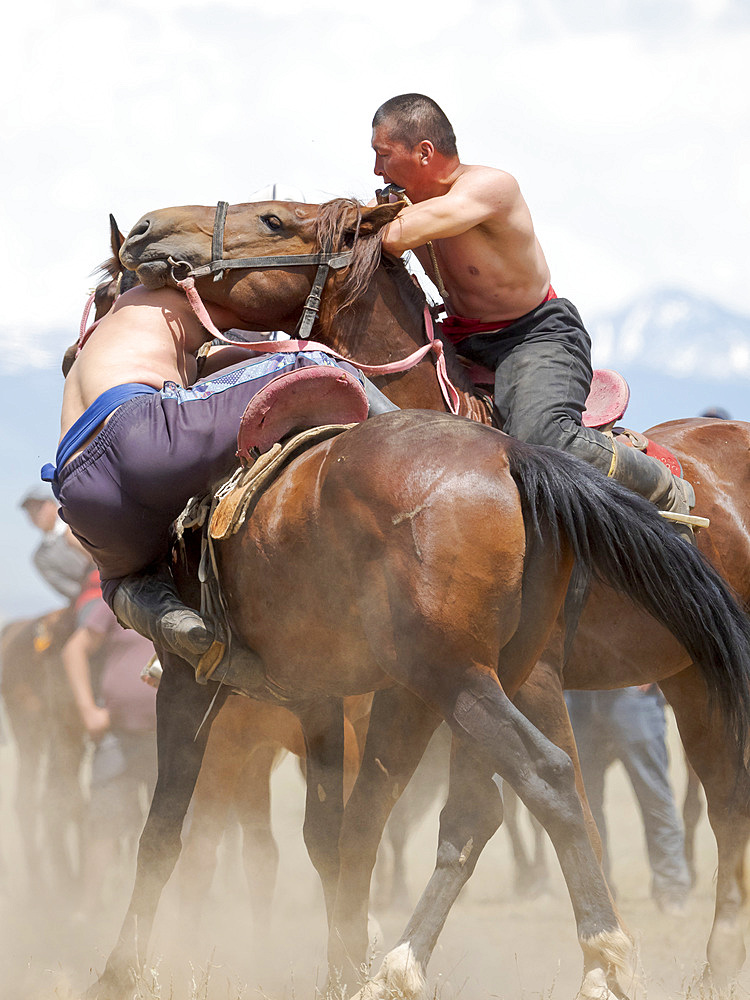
[163,200,460,412]
[167,201,354,340]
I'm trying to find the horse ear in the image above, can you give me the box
[61,343,77,378]
[109,214,125,257]
[357,201,404,236]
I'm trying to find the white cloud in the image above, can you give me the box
[1,0,749,369]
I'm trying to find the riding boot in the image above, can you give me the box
[111,564,225,677]
[610,440,696,540]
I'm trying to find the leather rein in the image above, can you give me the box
[165,201,460,413]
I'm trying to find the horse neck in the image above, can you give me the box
[320,267,488,419]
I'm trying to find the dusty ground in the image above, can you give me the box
[0,709,747,1000]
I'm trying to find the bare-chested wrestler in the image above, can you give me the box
[42,285,386,673]
[370,93,694,516]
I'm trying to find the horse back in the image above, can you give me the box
[647,418,750,602]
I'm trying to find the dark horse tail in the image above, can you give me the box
[505,437,750,768]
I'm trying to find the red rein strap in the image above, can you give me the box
[175,275,461,414]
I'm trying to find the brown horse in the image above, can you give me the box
[116,202,750,988]
[86,198,750,1000]
[1,606,86,895]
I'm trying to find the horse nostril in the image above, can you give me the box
[128,218,151,241]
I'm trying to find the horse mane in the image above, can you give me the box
[94,256,120,282]
[315,198,391,312]
[314,197,477,394]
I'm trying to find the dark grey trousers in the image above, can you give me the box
[455,297,616,475]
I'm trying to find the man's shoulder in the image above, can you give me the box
[456,164,519,190]
[451,165,522,212]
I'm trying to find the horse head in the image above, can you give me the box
[119,199,403,335]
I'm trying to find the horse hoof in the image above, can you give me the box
[350,943,427,1000]
[81,967,137,1000]
[707,919,746,982]
[576,969,623,1000]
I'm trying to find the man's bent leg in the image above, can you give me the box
[493,337,695,517]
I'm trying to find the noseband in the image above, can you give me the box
[167,201,353,339]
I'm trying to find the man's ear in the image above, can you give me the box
[358,201,405,236]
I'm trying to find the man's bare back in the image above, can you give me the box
[61,286,249,448]
[372,128,551,322]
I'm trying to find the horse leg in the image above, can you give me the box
[296,697,347,926]
[328,687,442,984]
[85,652,229,1000]
[355,668,631,1000]
[176,700,247,936]
[659,666,750,984]
[501,781,550,897]
[234,744,281,937]
[682,755,704,889]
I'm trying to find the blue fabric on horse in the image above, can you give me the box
[51,351,362,606]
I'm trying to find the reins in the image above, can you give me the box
[76,271,125,359]
[169,201,460,413]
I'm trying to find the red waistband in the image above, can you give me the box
[441,287,557,345]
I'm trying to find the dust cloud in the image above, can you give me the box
[0,712,744,1000]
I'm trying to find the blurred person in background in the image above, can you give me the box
[19,484,93,602]
[62,596,156,917]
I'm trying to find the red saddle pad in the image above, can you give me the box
[237,365,369,460]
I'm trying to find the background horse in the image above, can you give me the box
[1,605,85,896]
[83,197,750,1000]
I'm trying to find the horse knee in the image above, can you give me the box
[529,747,583,831]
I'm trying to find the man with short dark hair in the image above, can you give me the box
[370,93,694,516]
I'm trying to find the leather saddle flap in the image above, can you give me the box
[211,423,354,541]
[237,365,368,460]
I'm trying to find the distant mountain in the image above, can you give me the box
[589,288,750,381]
[1,288,748,620]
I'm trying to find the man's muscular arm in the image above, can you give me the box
[382,169,518,256]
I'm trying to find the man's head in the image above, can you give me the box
[371,94,458,191]
[20,485,58,532]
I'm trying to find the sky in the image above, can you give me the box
[2,0,749,617]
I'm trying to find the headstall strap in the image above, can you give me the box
[171,200,461,413]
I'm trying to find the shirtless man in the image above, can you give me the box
[370,93,694,515]
[42,284,368,673]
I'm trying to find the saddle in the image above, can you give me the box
[237,363,369,459]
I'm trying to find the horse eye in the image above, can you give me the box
[262,215,283,231]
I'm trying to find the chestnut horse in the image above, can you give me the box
[86,199,750,1000]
